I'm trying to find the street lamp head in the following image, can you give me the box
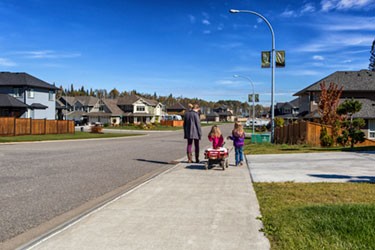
[229,9,240,13]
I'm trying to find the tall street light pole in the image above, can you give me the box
[229,9,275,142]
[233,74,255,133]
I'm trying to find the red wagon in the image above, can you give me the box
[204,147,229,170]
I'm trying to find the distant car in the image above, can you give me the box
[245,119,269,128]
[162,115,182,121]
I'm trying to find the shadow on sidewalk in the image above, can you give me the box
[308,174,375,183]
[135,159,179,165]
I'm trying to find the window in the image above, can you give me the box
[49,91,54,101]
[369,120,375,139]
[28,89,35,98]
[13,88,22,97]
[136,106,145,112]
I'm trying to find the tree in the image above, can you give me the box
[369,38,375,71]
[337,98,365,148]
[318,82,343,146]
[109,88,120,99]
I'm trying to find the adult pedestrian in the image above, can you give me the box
[183,104,202,163]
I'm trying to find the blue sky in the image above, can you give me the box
[0,0,374,104]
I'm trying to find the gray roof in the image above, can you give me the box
[74,96,99,106]
[101,98,124,116]
[117,95,159,107]
[0,94,28,108]
[294,70,375,96]
[29,103,48,109]
[302,98,375,119]
[0,72,58,90]
[167,102,186,110]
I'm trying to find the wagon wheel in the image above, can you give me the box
[220,161,225,171]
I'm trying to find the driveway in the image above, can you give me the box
[247,151,375,183]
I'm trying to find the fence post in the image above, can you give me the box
[13,117,16,136]
[30,117,32,135]
[44,118,47,135]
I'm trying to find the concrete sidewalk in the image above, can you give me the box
[247,151,375,183]
[24,147,269,250]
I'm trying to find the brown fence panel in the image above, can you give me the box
[0,117,15,136]
[15,118,31,135]
[46,120,57,134]
[32,119,46,135]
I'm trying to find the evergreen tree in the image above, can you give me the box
[369,38,375,71]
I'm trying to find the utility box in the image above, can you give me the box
[251,133,271,143]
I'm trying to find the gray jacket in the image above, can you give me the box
[183,110,202,140]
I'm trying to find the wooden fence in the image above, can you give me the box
[275,121,375,147]
[0,118,75,136]
[275,121,332,146]
[160,120,184,127]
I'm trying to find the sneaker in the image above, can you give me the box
[239,162,243,166]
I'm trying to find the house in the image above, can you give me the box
[166,102,186,116]
[294,69,375,140]
[100,98,124,125]
[275,98,299,122]
[213,105,235,122]
[0,72,58,119]
[117,95,164,124]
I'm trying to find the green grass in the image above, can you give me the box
[243,140,375,155]
[0,131,142,143]
[254,183,375,250]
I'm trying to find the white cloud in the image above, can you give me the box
[17,50,81,59]
[321,0,375,11]
[0,58,16,66]
[203,30,211,35]
[313,55,325,60]
[188,15,196,24]
[296,34,374,52]
[301,3,316,13]
[320,16,375,31]
[281,9,296,17]
[202,19,210,25]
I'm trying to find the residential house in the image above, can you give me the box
[0,72,57,119]
[275,98,299,122]
[117,95,164,124]
[166,102,186,116]
[213,105,235,122]
[294,69,375,140]
[100,98,124,125]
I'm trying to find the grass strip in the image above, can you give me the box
[244,140,375,155]
[254,183,375,250]
[0,132,142,143]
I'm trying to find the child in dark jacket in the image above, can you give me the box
[227,122,245,166]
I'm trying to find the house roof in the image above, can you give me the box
[74,96,99,106]
[0,72,58,90]
[29,103,48,109]
[117,95,159,107]
[101,98,124,116]
[0,94,28,108]
[301,98,375,119]
[294,70,375,96]
[85,112,112,117]
[59,96,76,106]
[167,102,186,110]
[117,95,141,105]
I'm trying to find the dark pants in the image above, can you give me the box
[187,139,200,156]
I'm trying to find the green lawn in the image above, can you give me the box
[243,140,375,155]
[108,124,182,131]
[254,183,375,250]
[0,131,142,143]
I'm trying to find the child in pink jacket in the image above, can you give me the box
[208,125,224,149]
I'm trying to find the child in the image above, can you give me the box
[227,122,245,166]
[208,125,224,149]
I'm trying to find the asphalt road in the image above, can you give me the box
[0,123,234,248]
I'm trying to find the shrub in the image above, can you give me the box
[320,127,333,147]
